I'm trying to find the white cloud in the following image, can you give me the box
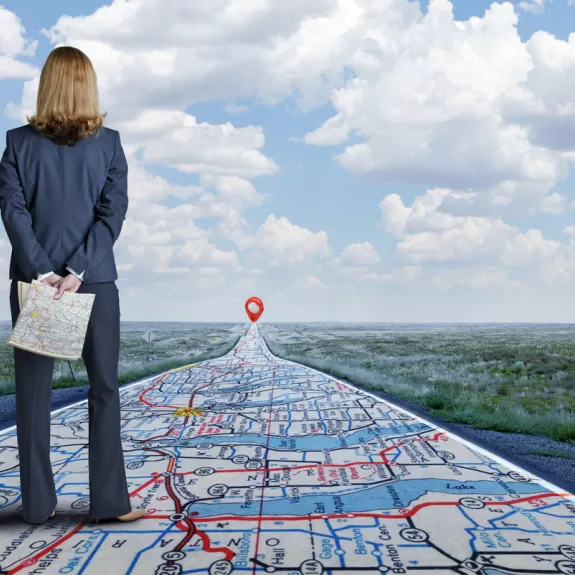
[304,114,349,146]
[254,215,331,264]
[297,0,575,213]
[176,238,238,267]
[517,0,548,14]
[117,110,278,178]
[340,242,380,265]
[39,0,338,112]
[500,30,575,153]
[565,225,575,242]
[380,189,575,285]
[0,7,38,80]
[537,192,570,214]
[16,0,575,212]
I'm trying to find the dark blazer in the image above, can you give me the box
[0,124,128,284]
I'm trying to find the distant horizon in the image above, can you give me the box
[3,319,574,326]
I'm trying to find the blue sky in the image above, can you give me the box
[1,0,575,322]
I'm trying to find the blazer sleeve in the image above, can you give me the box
[0,130,54,281]
[66,130,129,277]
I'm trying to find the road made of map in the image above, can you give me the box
[0,325,574,575]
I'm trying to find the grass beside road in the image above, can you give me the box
[0,323,244,396]
[259,323,575,445]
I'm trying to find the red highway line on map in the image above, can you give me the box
[6,524,86,575]
[131,473,162,497]
[139,369,234,411]
[171,458,421,476]
[379,432,446,464]
[159,449,235,562]
[8,336,276,573]
[139,372,179,409]
[135,431,448,483]
[184,527,235,561]
[165,431,447,478]
[6,475,164,575]
[136,370,238,564]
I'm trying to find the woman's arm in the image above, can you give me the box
[0,131,54,282]
[65,130,129,278]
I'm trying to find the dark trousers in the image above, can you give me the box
[10,280,132,523]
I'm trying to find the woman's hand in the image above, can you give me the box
[53,274,82,300]
[40,274,62,287]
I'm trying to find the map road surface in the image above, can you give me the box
[0,325,574,575]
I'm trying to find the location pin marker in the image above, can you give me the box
[245,297,264,323]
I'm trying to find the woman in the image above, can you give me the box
[0,46,145,525]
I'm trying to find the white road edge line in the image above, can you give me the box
[258,328,575,504]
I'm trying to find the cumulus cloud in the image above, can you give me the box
[501,31,575,152]
[38,0,339,112]
[380,189,575,285]
[176,238,239,267]
[116,110,278,178]
[297,0,575,213]
[304,114,349,146]
[0,6,38,80]
[14,0,575,212]
[254,215,331,264]
[339,242,380,265]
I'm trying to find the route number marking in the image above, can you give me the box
[300,560,324,575]
[458,560,482,573]
[557,561,575,575]
[208,484,229,497]
[507,471,531,482]
[209,560,234,575]
[399,528,429,542]
[459,497,485,509]
[560,547,575,561]
[437,450,455,460]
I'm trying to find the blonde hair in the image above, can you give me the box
[28,46,106,145]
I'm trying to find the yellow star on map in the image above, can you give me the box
[174,407,203,417]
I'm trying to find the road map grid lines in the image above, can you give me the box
[0,325,574,575]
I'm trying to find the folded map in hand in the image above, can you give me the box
[8,280,95,360]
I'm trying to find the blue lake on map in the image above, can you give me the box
[190,479,543,517]
[181,424,432,450]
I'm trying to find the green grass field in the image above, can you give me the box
[259,323,575,445]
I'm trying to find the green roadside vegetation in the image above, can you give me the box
[259,323,575,445]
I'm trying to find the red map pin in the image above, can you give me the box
[245,297,264,323]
